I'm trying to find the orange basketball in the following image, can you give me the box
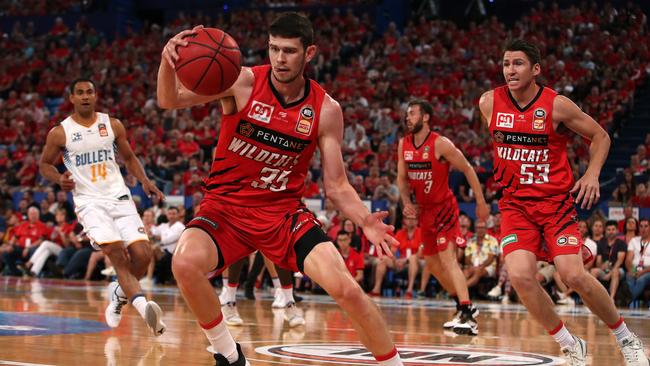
[175,27,242,96]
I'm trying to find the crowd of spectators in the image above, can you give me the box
[0,2,649,306]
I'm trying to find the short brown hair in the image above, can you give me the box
[503,39,541,66]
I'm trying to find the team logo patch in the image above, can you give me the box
[533,108,546,131]
[423,146,430,159]
[253,343,565,365]
[71,132,83,142]
[295,105,314,135]
[248,100,274,124]
[496,112,515,128]
[238,122,254,138]
[404,151,414,161]
[501,234,518,248]
[493,131,504,143]
[437,237,446,245]
[98,123,108,137]
[557,235,578,247]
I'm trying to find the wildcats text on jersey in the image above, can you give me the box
[496,147,549,162]
[227,137,299,169]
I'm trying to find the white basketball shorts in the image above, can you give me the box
[75,199,148,249]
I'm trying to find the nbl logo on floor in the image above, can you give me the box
[254,343,565,365]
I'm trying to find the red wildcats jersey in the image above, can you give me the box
[205,65,326,206]
[489,85,574,199]
[403,131,454,206]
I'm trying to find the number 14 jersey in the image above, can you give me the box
[489,85,574,199]
[205,65,326,206]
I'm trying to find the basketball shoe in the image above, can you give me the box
[452,311,478,336]
[561,336,587,366]
[272,288,285,308]
[443,304,479,329]
[144,301,166,336]
[221,302,244,326]
[105,281,128,328]
[283,302,305,327]
[619,334,649,366]
[213,343,250,366]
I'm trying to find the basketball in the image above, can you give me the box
[175,27,242,96]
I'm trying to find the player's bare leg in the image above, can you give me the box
[405,255,418,296]
[102,241,165,335]
[426,242,477,334]
[172,228,248,365]
[304,242,402,365]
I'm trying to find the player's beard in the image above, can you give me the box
[409,117,424,134]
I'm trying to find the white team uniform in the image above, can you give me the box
[61,112,148,248]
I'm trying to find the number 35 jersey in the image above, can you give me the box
[489,85,574,199]
[205,65,326,207]
[402,131,454,207]
[61,112,130,206]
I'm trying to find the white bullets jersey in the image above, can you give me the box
[60,113,130,206]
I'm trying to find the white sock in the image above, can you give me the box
[549,322,576,349]
[225,285,237,304]
[223,279,229,288]
[376,347,402,366]
[201,316,238,363]
[271,277,281,289]
[131,295,147,318]
[610,317,633,344]
[115,283,126,299]
[282,287,294,304]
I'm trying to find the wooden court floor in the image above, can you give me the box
[0,277,648,365]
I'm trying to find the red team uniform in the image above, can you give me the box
[402,132,466,255]
[489,85,583,261]
[188,65,328,274]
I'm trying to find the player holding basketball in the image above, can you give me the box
[40,78,167,336]
[158,13,402,366]
[479,39,648,365]
[397,99,489,335]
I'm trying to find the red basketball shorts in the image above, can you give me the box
[419,196,466,256]
[187,196,327,276]
[499,193,586,262]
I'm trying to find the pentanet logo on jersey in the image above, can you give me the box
[248,100,274,124]
[254,344,565,365]
[496,112,515,128]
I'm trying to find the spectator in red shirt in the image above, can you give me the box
[336,231,364,284]
[177,132,200,158]
[26,209,74,276]
[393,215,422,298]
[0,207,50,276]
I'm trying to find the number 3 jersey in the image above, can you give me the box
[489,85,574,199]
[61,112,130,206]
[205,65,326,206]
[402,131,454,207]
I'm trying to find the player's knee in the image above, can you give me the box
[171,253,201,284]
[329,279,364,306]
[103,244,129,268]
[559,268,588,291]
[508,270,537,290]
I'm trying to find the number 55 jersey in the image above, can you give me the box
[488,85,574,200]
[204,64,325,207]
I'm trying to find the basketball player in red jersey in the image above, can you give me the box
[479,39,648,366]
[397,99,489,336]
[158,13,403,366]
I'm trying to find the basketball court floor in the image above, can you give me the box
[0,277,648,365]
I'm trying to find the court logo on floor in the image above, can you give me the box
[0,312,109,336]
[255,344,565,365]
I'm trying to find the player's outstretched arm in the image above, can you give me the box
[318,95,398,257]
[396,138,416,217]
[436,137,490,221]
[111,118,164,201]
[39,126,75,191]
[553,95,611,209]
[157,26,252,110]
